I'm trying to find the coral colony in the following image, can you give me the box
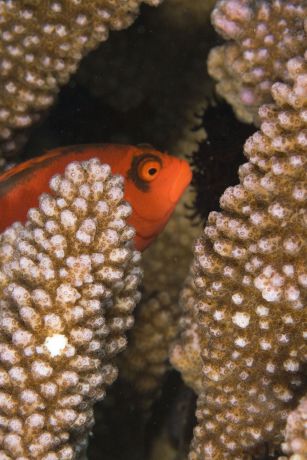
[208,0,306,125]
[0,1,306,460]
[0,0,162,163]
[0,159,142,458]
[172,49,307,460]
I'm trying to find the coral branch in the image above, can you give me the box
[208,0,306,124]
[0,159,142,458]
[0,0,162,163]
[174,33,307,460]
[170,275,203,394]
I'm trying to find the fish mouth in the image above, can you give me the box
[136,231,155,243]
[169,159,192,203]
[133,209,170,239]
[133,204,176,241]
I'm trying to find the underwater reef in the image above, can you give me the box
[0,0,162,165]
[0,0,306,459]
[208,0,306,125]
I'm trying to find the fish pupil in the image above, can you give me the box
[148,167,157,175]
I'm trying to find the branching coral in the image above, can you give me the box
[1,2,306,459]
[280,395,307,460]
[0,0,162,164]
[0,159,142,458]
[208,0,306,124]
[173,38,307,460]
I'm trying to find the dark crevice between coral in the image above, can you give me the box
[88,371,196,460]
[146,371,197,459]
[88,379,148,460]
[191,100,256,222]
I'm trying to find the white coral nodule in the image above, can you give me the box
[0,158,142,459]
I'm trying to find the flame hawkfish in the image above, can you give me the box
[0,144,192,250]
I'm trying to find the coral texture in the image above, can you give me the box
[0,0,162,163]
[170,107,255,396]
[208,0,306,124]
[119,189,200,404]
[184,47,307,458]
[170,275,203,395]
[119,291,178,405]
[0,159,142,458]
[280,395,307,460]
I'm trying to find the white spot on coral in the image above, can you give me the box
[259,339,272,350]
[274,387,293,402]
[268,202,286,219]
[91,253,105,266]
[285,286,300,301]
[283,359,299,372]
[9,366,27,384]
[277,333,290,343]
[232,312,250,328]
[256,305,269,316]
[60,210,77,229]
[266,362,275,373]
[31,360,53,379]
[44,314,63,331]
[213,310,225,321]
[298,273,307,287]
[56,283,80,304]
[282,264,294,277]
[283,237,300,254]
[12,329,33,347]
[234,337,248,348]
[259,319,269,330]
[107,187,124,203]
[262,286,282,302]
[55,24,67,37]
[231,293,244,305]
[76,14,88,25]
[44,334,68,357]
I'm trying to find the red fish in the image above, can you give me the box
[0,144,192,250]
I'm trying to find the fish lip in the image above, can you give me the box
[169,160,192,203]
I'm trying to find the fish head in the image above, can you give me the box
[122,145,192,250]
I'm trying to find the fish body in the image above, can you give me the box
[0,144,192,250]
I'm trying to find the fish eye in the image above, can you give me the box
[137,158,161,182]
